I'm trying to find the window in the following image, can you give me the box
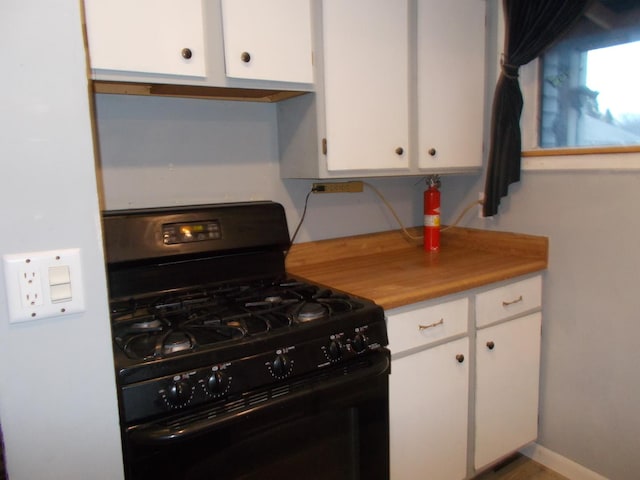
[538,0,640,149]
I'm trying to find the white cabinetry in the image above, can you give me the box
[386,274,543,478]
[321,0,410,172]
[417,0,486,170]
[83,0,206,78]
[391,338,469,480]
[220,0,313,83]
[475,313,542,470]
[83,0,314,90]
[278,0,486,178]
[388,297,469,480]
[474,277,543,471]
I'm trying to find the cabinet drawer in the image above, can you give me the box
[475,275,542,328]
[387,298,468,355]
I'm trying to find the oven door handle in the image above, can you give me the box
[127,351,390,445]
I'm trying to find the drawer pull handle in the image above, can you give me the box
[502,295,523,307]
[418,318,444,331]
[486,341,495,350]
[455,354,465,363]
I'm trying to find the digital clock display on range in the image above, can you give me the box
[162,220,221,245]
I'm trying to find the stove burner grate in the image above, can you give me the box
[110,279,365,361]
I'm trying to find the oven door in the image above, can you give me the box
[123,350,390,480]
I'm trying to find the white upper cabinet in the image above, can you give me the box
[321,0,410,172]
[278,0,487,178]
[417,0,486,170]
[83,0,315,90]
[84,0,207,78]
[220,0,314,83]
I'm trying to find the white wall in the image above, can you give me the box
[0,1,123,479]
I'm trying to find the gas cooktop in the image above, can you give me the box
[110,277,366,362]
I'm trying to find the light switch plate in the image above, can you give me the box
[3,248,85,323]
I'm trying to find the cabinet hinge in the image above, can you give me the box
[322,138,327,155]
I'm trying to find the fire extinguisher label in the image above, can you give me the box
[424,214,440,227]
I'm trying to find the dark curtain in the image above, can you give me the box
[483,0,591,217]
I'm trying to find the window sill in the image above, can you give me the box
[521,146,640,171]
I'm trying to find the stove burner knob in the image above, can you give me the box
[271,354,292,377]
[327,340,343,360]
[167,379,192,406]
[352,333,368,353]
[207,370,229,395]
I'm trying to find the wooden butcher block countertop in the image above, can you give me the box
[285,226,548,310]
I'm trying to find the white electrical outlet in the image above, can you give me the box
[18,266,44,308]
[3,249,85,323]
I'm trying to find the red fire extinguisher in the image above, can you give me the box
[424,175,441,252]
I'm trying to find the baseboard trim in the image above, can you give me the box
[519,443,609,480]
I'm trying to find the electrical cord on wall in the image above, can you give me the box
[362,182,484,240]
[361,182,422,241]
[286,182,484,253]
[286,187,315,256]
[441,198,484,232]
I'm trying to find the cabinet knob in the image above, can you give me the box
[456,354,465,363]
[181,48,193,60]
[241,51,251,63]
[428,148,437,156]
[486,341,495,350]
[395,147,404,156]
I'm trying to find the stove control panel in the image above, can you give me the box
[162,220,221,245]
[120,320,388,423]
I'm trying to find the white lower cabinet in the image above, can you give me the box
[387,297,469,480]
[474,312,542,470]
[387,274,543,478]
[390,337,469,480]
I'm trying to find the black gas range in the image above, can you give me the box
[103,202,390,480]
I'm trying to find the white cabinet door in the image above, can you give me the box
[390,338,469,480]
[220,0,314,83]
[84,0,206,77]
[475,313,542,470]
[322,0,410,172]
[417,0,485,170]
